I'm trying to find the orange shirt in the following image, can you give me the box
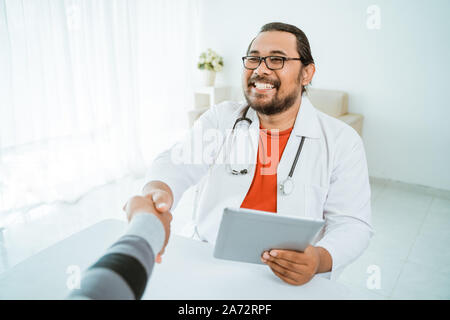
[240,126,293,213]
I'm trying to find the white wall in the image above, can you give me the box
[197,0,450,190]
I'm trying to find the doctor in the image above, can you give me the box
[126,22,373,286]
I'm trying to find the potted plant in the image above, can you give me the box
[197,48,223,86]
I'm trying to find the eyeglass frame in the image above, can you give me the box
[242,55,304,70]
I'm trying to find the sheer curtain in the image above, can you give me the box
[0,0,200,226]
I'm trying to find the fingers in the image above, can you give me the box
[261,252,309,276]
[262,258,311,286]
[265,259,301,283]
[272,269,302,286]
[261,250,315,286]
[151,190,172,213]
[124,190,173,215]
[122,196,151,221]
[267,249,309,265]
[262,252,306,272]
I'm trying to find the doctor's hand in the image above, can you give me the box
[123,195,172,264]
[261,246,331,286]
[141,180,174,214]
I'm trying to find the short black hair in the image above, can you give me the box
[247,22,314,93]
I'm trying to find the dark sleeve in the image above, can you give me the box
[67,213,165,300]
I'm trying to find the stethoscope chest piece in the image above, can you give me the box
[227,106,306,198]
[280,178,294,195]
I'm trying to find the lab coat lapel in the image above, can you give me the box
[234,106,259,192]
[277,97,321,216]
[247,106,260,165]
[213,105,260,210]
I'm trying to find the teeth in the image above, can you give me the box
[254,82,274,89]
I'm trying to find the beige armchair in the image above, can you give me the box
[307,88,364,136]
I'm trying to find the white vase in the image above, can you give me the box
[202,70,216,86]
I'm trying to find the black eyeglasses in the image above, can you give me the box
[242,55,303,70]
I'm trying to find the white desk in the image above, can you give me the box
[0,219,381,299]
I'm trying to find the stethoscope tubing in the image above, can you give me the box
[227,106,306,195]
[288,136,305,178]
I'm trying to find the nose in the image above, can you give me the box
[253,58,272,76]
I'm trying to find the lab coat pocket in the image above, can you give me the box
[305,184,328,219]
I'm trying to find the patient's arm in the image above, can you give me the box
[67,197,171,300]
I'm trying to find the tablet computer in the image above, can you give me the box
[213,207,325,265]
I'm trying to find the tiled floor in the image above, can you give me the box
[0,176,449,299]
[337,179,450,299]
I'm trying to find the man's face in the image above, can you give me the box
[242,31,303,116]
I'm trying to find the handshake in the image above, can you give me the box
[123,181,174,264]
[122,180,330,287]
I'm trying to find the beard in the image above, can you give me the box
[243,73,302,116]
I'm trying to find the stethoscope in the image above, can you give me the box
[226,106,306,195]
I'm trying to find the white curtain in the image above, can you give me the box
[0,0,200,226]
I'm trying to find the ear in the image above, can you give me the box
[301,63,315,87]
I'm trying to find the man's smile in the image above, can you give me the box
[249,81,278,95]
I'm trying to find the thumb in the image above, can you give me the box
[151,190,171,212]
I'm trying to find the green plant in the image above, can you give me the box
[197,48,223,72]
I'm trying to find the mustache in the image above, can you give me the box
[248,76,280,88]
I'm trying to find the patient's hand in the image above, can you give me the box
[123,195,172,263]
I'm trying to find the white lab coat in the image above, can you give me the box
[146,96,373,280]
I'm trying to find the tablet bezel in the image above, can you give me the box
[213,207,325,265]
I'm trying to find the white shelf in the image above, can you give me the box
[194,86,231,109]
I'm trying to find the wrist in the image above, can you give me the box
[126,212,165,254]
[314,246,332,274]
[313,246,321,274]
